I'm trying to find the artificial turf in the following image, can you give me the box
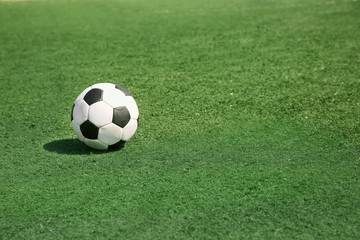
[0,0,359,238]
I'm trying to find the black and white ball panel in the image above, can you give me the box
[102,88,139,120]
[72,100,89,126]
[88,101,113,127]
[72,83,138,120]
[71,120,85,142]
[80,120,99,140]
[74,86,92,104]
[71,83,139,150]
[102,87,127,108]
[113,106,130,128]
[122,119,138,141]
[121,96,139,120]
[98,123,123,145]
[71,104,75,121]
[83,88,103,106]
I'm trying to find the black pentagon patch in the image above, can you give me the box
[80,120,99,139]
[115,85,132,96]
[83,88,103,105]
[108,140,126,150]
[71,104,75,121]
[113,106,131,128]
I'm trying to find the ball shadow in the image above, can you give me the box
[43,139,121,155]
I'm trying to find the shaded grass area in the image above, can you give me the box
[0,0,359,239]
[2,122,359,239]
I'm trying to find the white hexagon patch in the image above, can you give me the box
[102,87,126,108]
[124,96,139,119]
[88,101,113,127]
[122,119,138,141]
[98,123,123,145]
[73,100,89,125]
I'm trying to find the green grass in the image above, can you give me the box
[1,0,359,238]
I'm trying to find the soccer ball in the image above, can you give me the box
[71,83,139,150]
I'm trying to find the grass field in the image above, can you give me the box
[1,0,360,238]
